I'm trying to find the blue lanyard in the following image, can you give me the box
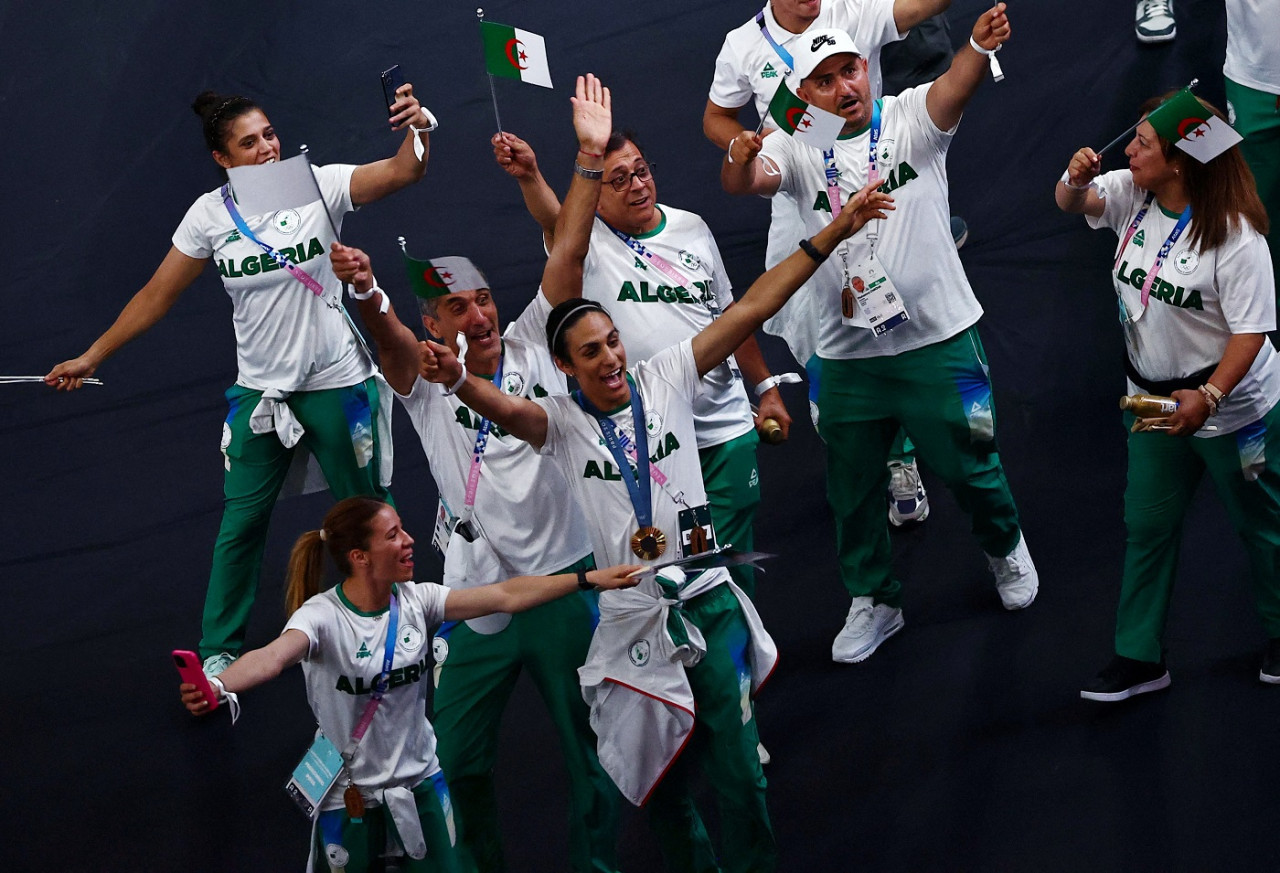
[868,100,883,183]
[755,6,795,74]
[373,590,400,699]
[574,380,653,530]
[822,102,882,222]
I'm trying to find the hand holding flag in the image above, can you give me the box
[766,82,844,150]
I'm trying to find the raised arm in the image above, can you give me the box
[180,628,310,714]
[542,74,610,307]
[704,100,749,151]
[721,130,781,197]
[1055,147,1107,218]
[924,3,1010,133]
[349,82,431,207]
[494,132,563,250]
[692,181,893,376]
[420,339,551,449]
[44,246,207,391]
[443,564,641,619]
[893,0,952,33]
[330,243,423,395]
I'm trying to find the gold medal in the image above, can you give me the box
[841,284,856,320]
[630,526,667,560]
[688,523,709,556]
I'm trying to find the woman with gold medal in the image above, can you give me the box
[419,72,892,873]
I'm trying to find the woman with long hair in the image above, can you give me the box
[46,85,433,676]
[179,496,640,872]
[1057,91,1280,700]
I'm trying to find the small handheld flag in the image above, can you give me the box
[402,251,455,300]
[480,18,553,89]
[225,153,322,217]
[766,82,844,150]
[1145,87,1242,164]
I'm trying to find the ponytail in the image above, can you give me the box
[284,497,388,614]
[284,530,326,616]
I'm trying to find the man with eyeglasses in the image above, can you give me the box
[494,128,780,615]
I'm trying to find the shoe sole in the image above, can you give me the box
[1080,671,1171,702]
[832,614,905,664]
[1135,28,1175,43]
[888,501,930,527]
[999,585,1037,611]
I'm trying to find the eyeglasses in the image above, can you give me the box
[606,162,656,192]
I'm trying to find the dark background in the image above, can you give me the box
[4,0,1278,870]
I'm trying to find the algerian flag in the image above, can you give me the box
[403,252,455,300]
[766,82,844,150]
[1146,88,1243,164]
[226,153,322,216]
[480,20,553,89]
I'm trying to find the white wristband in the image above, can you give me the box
[409,108,437,162]
[441,370,468,396]
[727,133,740,165]
[208,675,241,725]
[347,277,391,314]
[969,35,998,56]
[1060,170,1096,192]
[754,372,803,397]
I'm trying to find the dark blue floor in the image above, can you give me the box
[4,0,1279,870]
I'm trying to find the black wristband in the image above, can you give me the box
[577,568,597,590]
[798,238,827,263]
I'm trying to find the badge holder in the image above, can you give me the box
[676,504,717,558]
[839,242,909,336]
[285,732,345,819]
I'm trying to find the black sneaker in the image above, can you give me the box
[1081,655,1171,702]
[1261,639,1280,685]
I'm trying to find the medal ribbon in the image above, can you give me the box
[458,353,504,527]
[575,380,660,530]
[220,185,326,297]
[754,6,796,75]
[347,589,399,748]
[600,217,695,291]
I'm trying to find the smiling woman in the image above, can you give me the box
[44,81,434,680]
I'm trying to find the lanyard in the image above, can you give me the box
[867,100,883,185]
[346,588,400,750]
[575,381,656,530]
[600,217,695,291]
[755,5,795,75]
[220,185,327,299]
[1114,193,1193,308]
[458,353,504,526]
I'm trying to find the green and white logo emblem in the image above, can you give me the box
[400,625,424,652]
[645,410,663,436]
[628,639,651,667]
[273,209,301,235]
[355,641,373,659]
[761,62,778,79]
[1132,229,1146,247]
[503,371,526,396]
[678,250,702,272]
[1173,249,1199,274]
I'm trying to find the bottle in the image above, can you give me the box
[1119,394,1178,417]
[759,417,785,445]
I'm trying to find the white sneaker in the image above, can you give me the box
[831,596,904,663]
[986,533,1038,610]
[887,459,930,526]
[202,652,237,678]
[1135,0,1175,43]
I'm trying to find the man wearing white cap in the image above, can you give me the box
[329,242,621,873]
[722,4,1039,664]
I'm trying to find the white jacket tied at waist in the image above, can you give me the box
[578,569,777,806]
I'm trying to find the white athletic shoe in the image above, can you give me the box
[1135,0,1175,43]
[887,459,930,526]
[202,652,237,678]
[986,533,1038,610]
[832,596,904,664]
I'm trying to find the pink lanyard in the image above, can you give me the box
[1114,193,1193,307]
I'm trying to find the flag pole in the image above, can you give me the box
[478,8,504,133]
[1097,77,1200,157]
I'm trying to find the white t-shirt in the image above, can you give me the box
[1088,170,1280,436]
[396,293,593,580]
[582,209,754,448]
[759,85,983,360]
[708,0,904,366]
[284,580,449,811]
[172,163,373,392]
[534,340,730,591]
[1225,0,1280,94]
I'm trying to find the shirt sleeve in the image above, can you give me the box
[758,132,795,197]
[403,581,450,627]
[505,289,553,346]
[171,194,215,260]
[1216,229,1278,334]
[316,163,358,225]
[283,599,327,661]
[845,0,908,48]
[645,339,702,402]
[897,84,956,147]
[708,34,755,110]
[532,394,568,457]
[1087,170,1142,235]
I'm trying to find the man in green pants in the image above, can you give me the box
[723,6,1039,664]
[329,233,620,872]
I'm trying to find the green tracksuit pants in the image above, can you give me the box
[1115,405,1280,663]
[647,583,776,873]
[200,377,390,658]
[1225,79,1280,304]
[817,328,1022,606]
[431,556,620,873]
[700,431,762,597]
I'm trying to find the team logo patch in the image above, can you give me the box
[432,636,449,665]
[225,230,242,244]
[761,62,779,79]
[502,371,526,396]
[628,639,651,667]
[748,468,760,489]
[877,138,896,167]
[645,410,663,436]
[326,845,350,868]
[678,250,703,272]
[273,209,301,234]
[1173,250,1199,275]
[400,624,424,652]
[1132,229,1146,247]
[355,641,373,659]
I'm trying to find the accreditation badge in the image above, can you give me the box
[431,498,457,562]
[841,254,909,335]
[677,504,717,558]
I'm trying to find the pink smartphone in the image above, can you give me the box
[172,650,219,711]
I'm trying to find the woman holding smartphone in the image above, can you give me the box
[180,496,640,872]
[46,84,432,677]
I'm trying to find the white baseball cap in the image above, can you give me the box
[791,28,862,82]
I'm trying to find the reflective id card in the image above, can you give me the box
[677,504,717,558]
[285,732,343,819]
[841,255,909,335]
[431,499,457,562]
